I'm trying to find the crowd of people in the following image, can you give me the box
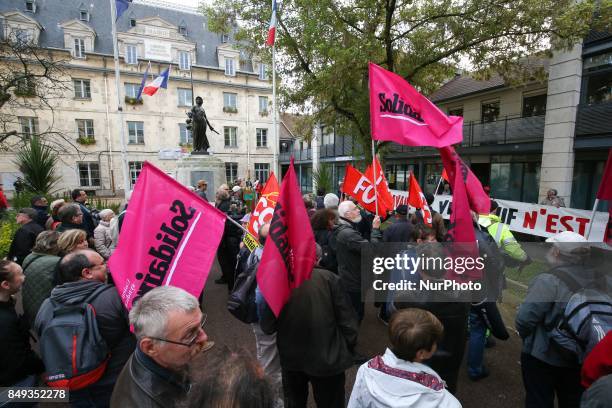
[1,179,611,408]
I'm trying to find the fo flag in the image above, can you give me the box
[369,62,463,148]
[108,162,226,310]
[257,159,316,317]
[364,157,395,213]
[248,172,280,239]
[408,171,432,227]
[342,164,393,215]
[439,146,490,215]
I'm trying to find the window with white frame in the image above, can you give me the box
[224,127,237,147]
[256,128,267,147]
[225,58,235,76]
[222,34,229,43]
[129,161,144,187]
[76,119,94,140]
[125,44,138,65]
[19,116,38,138]
[127,121,144,144]
[178,88,192,106]
[179,123,192,145]
[73,38,85,58]
[259,63,268,80]
[259,96,268,114]
[73,79,91,99]
[80,9,89,21]
[78,162,100,187]
[125,83,139,98]
[178,25,187,35]
[223,92,237,110]
[179,51,190,70]
[225,162,238,182]
[254,163,269,183]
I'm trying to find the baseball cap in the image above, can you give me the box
[546,231,590,255]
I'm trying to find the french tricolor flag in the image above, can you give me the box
[265,0,277,47]
[142,67,170,96]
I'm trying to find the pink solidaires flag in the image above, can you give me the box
[265,0,277,46]
[369,62,463,148]
[256,158,316,317]
[439,145,490,215]
[142,66,170,96]
[108,162,226,310]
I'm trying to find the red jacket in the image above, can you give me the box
[582,331,612,388]
[0,188,7,209]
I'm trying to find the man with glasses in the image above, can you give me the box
[111,286,209,408]
[35,249,136,407]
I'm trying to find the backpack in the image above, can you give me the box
[37,285,111,390]
[549,268,612,363]
[227,256,259,323]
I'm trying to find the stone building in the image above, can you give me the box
[0,0,275,196]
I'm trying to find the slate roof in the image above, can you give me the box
[429,57,549,103]
[0,0,251,71]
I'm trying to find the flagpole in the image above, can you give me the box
[272,44,279,178]
[371,139,379,217]
[110,0,131,199]
[586,198,599,241]
[434,176,444,196]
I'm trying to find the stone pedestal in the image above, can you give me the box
[175,154,226,200]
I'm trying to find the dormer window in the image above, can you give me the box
[74,38,85,58]
[222,34,229,43]
[25,0,36,13]
[225,58,235,76]
[259,63,268,81]
[80,10,89,22]
[179,26,186,35]
[130,18,136,27]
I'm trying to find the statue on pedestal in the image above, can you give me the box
[187,96,218,154]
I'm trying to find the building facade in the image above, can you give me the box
[0,0,275,196]
[281,34,612,210]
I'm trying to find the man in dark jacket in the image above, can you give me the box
[332,200,381,322]
[35,250,136,407]
[55,203,89,236]
[0,260,45,387]
[30,195,50,228]
[259,264,359,408]
[7,208,44,265]
[72,189,95,237]
[383,204,413,243]
[111,286,209,408]
[516,231,599,408]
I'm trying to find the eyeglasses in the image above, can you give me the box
[148,313,207,347]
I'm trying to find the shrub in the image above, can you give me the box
[0,211,18,259]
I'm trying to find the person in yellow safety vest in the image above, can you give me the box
[478,200,528,264]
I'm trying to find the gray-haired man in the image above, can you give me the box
[111,286,209,408]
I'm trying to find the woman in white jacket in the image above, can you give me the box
[348,308,462,408]
[94,209,115,259]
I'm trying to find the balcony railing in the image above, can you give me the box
[575,103,612,137]
[279,115,545,163]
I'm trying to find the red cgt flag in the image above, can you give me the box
[247,172,279,239]
[408,171,432,227]
[256,159,316,317]
[439,146,490,215]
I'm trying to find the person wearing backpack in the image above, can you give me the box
[516,231,599,408]
[35,249,136,408]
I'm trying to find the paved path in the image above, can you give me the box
[201,261,527,408]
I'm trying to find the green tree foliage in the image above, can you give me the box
[205,0,610,156]
[14,136,59,194]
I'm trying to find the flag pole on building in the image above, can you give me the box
[110,0,132,199]
[266,0,279,178]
